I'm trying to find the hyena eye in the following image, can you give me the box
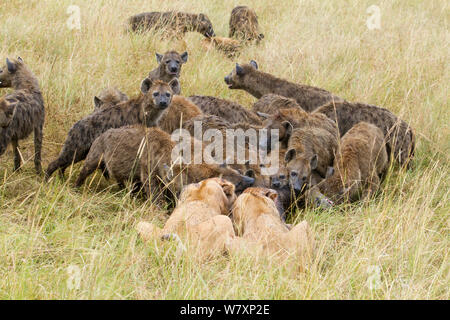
[165,93,171,98]
[153,92,159,97]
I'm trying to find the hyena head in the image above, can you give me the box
[196,13,215,38]
[217,163,255,193]
[269,165,289,190]
[259,118,293,152]
[0,97,17,127]
[285,150,318,193]
[321,166,361,204]
[224,60,258,90]
[94,87,128,109]
[0,57,25,88]
[155,51,188,79]
[140,78,179,110]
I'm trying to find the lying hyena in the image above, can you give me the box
[45,78,179,180]
[0,57,45,173]
[148,50,188,91]
[128,11,215,39]
[224,61,343,112]
[229,6,264,44]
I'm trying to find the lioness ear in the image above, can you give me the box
[285,148,296,163]
[168,78,180,95]
[140,78,153,94]
[155,53,163,64]
[6,58,17,73]
[180,51,188,63]
[249,60,258,69]
[93,96,102,109]
[235,63,244,76]
[282,121,293,138]
[326,166,334,178]
[266,189,278,202]
[310,154,318,170]
[256,111,270,119]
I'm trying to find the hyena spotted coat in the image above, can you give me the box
[45,78,179,179]
[158,95,202,134]
[0,57,45,173]
[188,95,262,125]
[252,93,303,115]
[128,11,215,39]
[93,87,128,110]
[75,126,255,197]
[224,61,343,112]
[315,122,389,204]
[314,101,415,167]
[148,50,188,91]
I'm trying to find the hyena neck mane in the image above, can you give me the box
[13,64,41,93]
[242,68,299,99]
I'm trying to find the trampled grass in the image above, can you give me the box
[0,0,448,299]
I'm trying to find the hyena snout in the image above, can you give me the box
[154,94,172,109]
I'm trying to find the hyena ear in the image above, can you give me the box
[140,78,153,94]
[285,148,296,163]
[326,166,334,178]
[282,121,293,138]
[256,111,270,119]
[235,63,244,76]
[155,53,163,64]
[258,34,264,40]
[249,60,258,69]
[93,96,103,109]
[6,58,17,73]
[17,56,23,63]
[220,180,235,198]
[180,52,188,63]
[168,78,181,95]
[310,154,318,170]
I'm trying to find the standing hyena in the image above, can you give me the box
[0,57,45,173]
[315,122,389,204]
[229,6,264,44]
[75,126,255,197]
[45,78,179,180]
[93,87,128,110]
[224,61,343,112]
[314,101,415,167]
[128,11,215,39]
[148,50,188,91]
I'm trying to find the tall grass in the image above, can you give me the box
[0,0,448,299]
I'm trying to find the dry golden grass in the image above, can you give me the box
[0,0,448,299]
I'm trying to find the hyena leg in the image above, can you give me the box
[45,145,83,181]
[11,139,21,171]
[75,150,104,188]
[363,174,381,200]
[34,123,43,174]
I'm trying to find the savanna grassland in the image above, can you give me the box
[0,0,448,299]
